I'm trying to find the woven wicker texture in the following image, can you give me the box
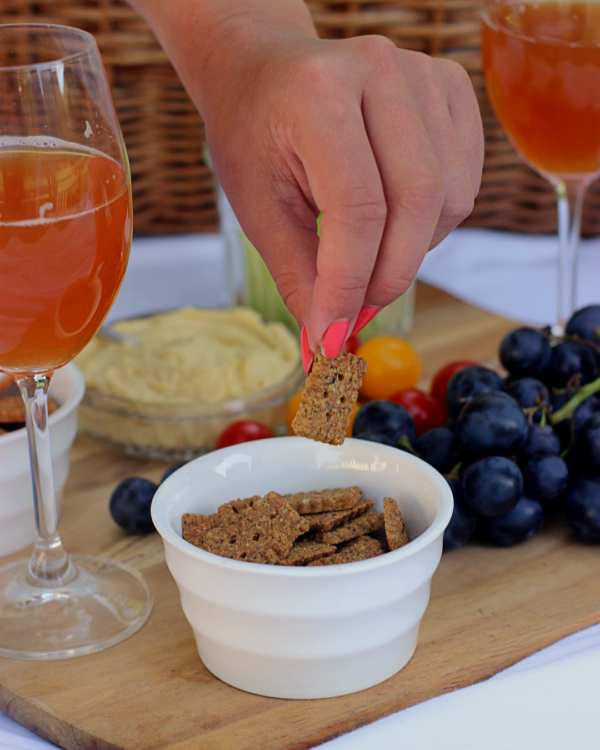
[1,0,599,235]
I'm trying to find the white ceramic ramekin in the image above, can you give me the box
[0,363,86,557]
[152,436,453,699]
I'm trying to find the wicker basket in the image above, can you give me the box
[1,0,599,236]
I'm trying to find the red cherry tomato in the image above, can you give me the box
[343,334,361,354]
[389,389,445,437]
[215,420,275,450]
[430,360,480,418]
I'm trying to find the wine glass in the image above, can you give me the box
[482,0,600,330]
[0,24,153,660]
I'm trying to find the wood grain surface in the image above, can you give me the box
[1,284,599,750]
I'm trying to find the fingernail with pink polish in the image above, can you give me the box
[351,306,381,336]
[322,320,350,359]
[300,327,313,375]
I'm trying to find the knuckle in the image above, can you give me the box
[357,35,399,71]
[294,55,340,96]
[440,58,472,91]
[275,271,302,306]
[440,187,475,223]
[399,175,445,219]
[376,275,414,303]
[331,193,388,233]
[322,276,367,308]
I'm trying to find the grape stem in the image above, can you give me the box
[446,461,464,479]
[397,436,418,455]
[551,375,600,424]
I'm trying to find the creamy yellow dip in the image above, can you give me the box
[76,308,300,405]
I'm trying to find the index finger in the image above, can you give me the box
[293,94,387,355]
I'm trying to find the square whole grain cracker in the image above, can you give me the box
[219,495,262,514]
[187,492,309,564]
[201,521,292,564]
[245,492,310,540]
[317,512,384,545]
[277,540,337,566]
[303,500,375,532]
[383,497,410,550]
[0,393,58,424]
[0,395,26,424]
[283,486,362,515]
[308,535,386,566]
[216,495,262,525]
[291,350,367,445]
[181,512,219,548]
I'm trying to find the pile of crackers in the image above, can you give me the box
[182,487,410,566]
[0,379,57,436]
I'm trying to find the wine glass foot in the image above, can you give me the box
[0,555,153,660]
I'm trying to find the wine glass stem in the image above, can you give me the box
[555,180,587,330]
[16,374,75,586]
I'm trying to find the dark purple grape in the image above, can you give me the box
[522,454,569,503]
[414,427,456,474]
[456,392,528,457]
[499,327,551,378]
[565,444,600,481]
[519,424,561,461]
[353,431,397,447]
[565,478,600,542]
[573,396,600,432]
[578,412,600,466]
[462,456,523,516]
[553,395,600,450]
[109,478,158,534]
[505,378,549,421]
[443,477,477,551]
[161,462,187,484]
[543,341,598,388]
[353,401,416,444]
[481,496,544,546]
[446,366,504,420]
[565,305,600,345]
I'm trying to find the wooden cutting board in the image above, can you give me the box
[1,284,599,750]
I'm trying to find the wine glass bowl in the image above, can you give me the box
[481,0,600,327]
[0,24,152,660]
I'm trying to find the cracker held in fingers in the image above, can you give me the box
[383,497,410,550]
[291,350,367,445]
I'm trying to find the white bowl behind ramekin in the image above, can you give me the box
[0,363,85,557]
[152,437,453,699]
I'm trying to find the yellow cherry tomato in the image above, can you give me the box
[356,336,422,401]
[287,387,304,433]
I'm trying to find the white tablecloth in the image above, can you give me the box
[2,228,599,749]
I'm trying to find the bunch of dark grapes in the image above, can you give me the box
[353,305,600,551]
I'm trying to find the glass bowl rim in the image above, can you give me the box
[81,359,305,422]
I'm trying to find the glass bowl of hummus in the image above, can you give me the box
[75,307,304,460]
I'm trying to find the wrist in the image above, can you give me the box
[129,0,318,118]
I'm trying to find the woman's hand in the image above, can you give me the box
[130,0,484,370]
